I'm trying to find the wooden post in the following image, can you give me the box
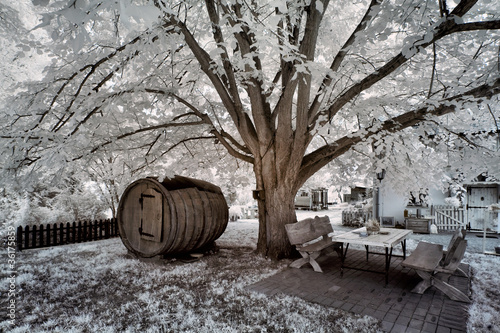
[110,218,115,236]
[16,226,23,251]
[31,225,37,248]
[99,220,104,239]
[39,224,44,248]
[77,221,82,243]
[105,219,110,239]
[93,220,98,240]
[24,225,29,250]
[82,221,87,242]
[60,223,64,245]
[46,224,51,247]
[65,222,70,244]
[71,222,76,243]
[87,221,92,241]
[53,223,58,246]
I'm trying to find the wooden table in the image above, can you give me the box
[332,227,413,285]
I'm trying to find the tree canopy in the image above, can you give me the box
[1,0,499,258]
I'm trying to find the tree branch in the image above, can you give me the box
[167,11,260,152]
[218,1,273,143]
[299,77,500,184]
[310,17,500,129]
[308,0,382,122]
[145,88,254,162]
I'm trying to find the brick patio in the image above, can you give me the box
[246,249,471,333]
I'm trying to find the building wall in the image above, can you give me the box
[378,184,449,225]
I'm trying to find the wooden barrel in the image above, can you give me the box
[117,175,229,257]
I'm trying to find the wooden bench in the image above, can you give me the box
[285,216,341,273]
[402,228,470,303]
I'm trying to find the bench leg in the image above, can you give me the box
[289,257,310,269]
[308,252,323,272]
[290,251,323,272]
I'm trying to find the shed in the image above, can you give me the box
[344,186,371,203]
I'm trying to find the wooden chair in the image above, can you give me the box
[402,228,470,303]
[285,216,341,273]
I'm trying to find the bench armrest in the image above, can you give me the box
[297,237,341,253]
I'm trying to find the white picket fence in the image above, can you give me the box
[433,205,466,231]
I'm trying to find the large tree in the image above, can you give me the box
[1,0,499,259]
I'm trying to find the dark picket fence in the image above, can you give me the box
[16,218,119,251]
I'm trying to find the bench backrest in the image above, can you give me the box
[285,216,333,245]
[442,228,466,267]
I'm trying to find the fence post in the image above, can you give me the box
[24,225,30,250]
[65,222,70,244]
[93,220,98,240]
[16,226,23,251]
[99,220,104,239]
[60,223,64,245]
[53,223,58,246]
[109,218,114,236]
[83,221,88,242]
[31,225,37,248]
[105,219,110,239]
[71,222,76,243]
[40,224,45,248]
[46,224,51,247]
[87,221,92,242]
[76,221,82,243]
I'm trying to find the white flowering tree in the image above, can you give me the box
[1,0,499,259]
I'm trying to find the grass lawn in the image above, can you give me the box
[1,210,499,332]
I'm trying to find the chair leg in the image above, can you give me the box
[454,266,469,277]
[431,274,471,303]
[412,270,470,303]
[412,270,433,294]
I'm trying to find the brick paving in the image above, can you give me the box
[246,249,471,333]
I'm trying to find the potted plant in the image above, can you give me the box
[365,219,381,235]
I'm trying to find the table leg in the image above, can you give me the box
[401,239,407,259]
[340,243,349,277]
[385,247,394,285]
[365,245,369,261]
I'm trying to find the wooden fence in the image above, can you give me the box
[432,205,466,231]
[342,210,373,227]
[16,218,119,251]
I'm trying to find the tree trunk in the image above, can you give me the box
[254,167,298,259]
[255,184,297,259]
